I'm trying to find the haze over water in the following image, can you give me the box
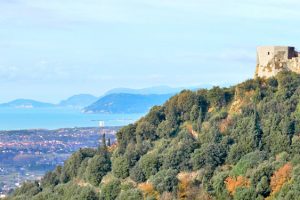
[0,108,144,130]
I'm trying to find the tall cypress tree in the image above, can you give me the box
[102,133,107,148]
[252,111,263,149]
[98,133,107,154]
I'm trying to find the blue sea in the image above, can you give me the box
[0,107,145,130]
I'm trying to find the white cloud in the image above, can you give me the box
[1,0,300,28]
[0,0,299,101]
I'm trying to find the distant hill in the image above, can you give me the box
[0,99,54,108]
[83,93,173,113]
[58,94,98,109]
[104,86,188,95]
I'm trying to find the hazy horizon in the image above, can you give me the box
[0,84,219,104]
[1,0,300,102]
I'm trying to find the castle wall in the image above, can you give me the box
[257,46,276,67]
[255,46,300,78]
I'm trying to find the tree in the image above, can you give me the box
[233,187,258,200]
[291,136,300,155]
[211,172,231,199]
[252,111,263,149]
[130,164,146,183]
[162,130,198,171]
[270,163,293,194]
[207,87,227,108]
[256,176,270,197]
[112,156,130,179]
[85,153,111,186]
[136,121,157,141]
[190,105,200,121]
[231,151,267,176]
[156,120,177,138]
[116,189,143,200]
[282,116,295,143]
[98,133,107,154]
[100,179,121,200]
[61,148,96,182]
[102,133,107,147]
[78,187,99,200]
[61,151,85,182]
[150,169,178,194]
[116,124,137,154]
[124,143,140,167]
[192,143,226,170]
[40,171,59,188]
[139,152,160,179]
[224,176,250,195]
[13,181,41,197]
[144,106,165,127]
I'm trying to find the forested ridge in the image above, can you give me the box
[7,71,300,200]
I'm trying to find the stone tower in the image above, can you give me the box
[255,46,300,78]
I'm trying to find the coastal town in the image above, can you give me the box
[0,127,118,197]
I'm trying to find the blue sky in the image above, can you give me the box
[1,0,300,103]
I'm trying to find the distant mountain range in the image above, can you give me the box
[0,85,212,112]
[0,95,98,109]
[83,93,173,114]
[0,99,54,109]
[58,94,98,109]
[104,86,186,95]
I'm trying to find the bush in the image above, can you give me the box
[116,189,143,200]
[61,148,96,182]
[233,187,258,200]
[162,130,198,171]
[112,156,130,179]
[150,169,178,194]
[231,151,267,176]
[78,187,99,200]
[139,152,160,179]
[192,143,226,170]
[40,171,60,188]
[130,164,146,183]
[13,181,41,197]
[86,153,111,186]
[100,179,121,200]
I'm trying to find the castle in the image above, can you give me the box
[255,46,300,78]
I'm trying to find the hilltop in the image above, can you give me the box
[0,99,54,109]
[7,71,300,200]
[83,93,173,114]
[104,86,186,95]
[58,94,98,109]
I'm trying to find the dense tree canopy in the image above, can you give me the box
[8,71,300,200]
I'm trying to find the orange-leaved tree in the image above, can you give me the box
[225,176,250,195]
[270,162,292,194]
[138,182,159,199]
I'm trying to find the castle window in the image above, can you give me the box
[268,52,270,55]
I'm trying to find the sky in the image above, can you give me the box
[1,0,300,103]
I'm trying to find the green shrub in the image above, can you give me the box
[100,179,121,200]
[112,156,130,179]
[150,169,178,194]
[86,153,111,186]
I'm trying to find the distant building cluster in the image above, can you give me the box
[0,127,118,196]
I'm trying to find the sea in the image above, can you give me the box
[0,107,144,130]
